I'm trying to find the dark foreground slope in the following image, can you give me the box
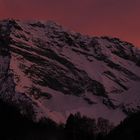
[0,98,114,140]
[0,99,64,140]
[0,99,140,140]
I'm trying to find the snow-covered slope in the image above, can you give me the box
[0,19,140,124]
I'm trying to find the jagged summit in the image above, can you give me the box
[0,19,140,124]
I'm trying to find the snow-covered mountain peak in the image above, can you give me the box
[0,19,140,124]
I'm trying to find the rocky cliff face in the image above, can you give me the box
[0,19,140,124]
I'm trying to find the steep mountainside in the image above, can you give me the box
[0,19,140,124]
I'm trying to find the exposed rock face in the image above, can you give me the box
[0,19,140,124]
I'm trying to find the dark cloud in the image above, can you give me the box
[0,0,140,47]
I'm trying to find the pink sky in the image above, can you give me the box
[0,0,140,47]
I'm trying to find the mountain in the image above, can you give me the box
[0,19,140,125]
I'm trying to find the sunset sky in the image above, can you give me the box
[0,0,140,47]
